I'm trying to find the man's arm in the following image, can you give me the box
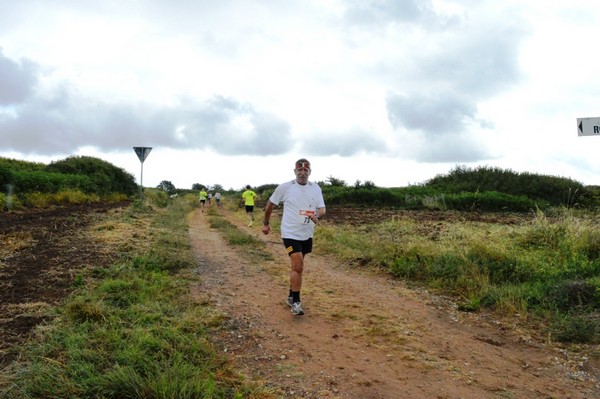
[310,207,326,224]
[262,200,274,235]
[317,207,326,219]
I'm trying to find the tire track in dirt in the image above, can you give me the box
[188,207,599,398]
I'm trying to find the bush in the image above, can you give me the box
[425,165,587,207]
[20,190,102,208]
[466,242,530,284]
[0,191,22,211]
[21,192,52,208]
[144,189,170,208]
[324,187,405,207]
[444,191,540,212]
[479,284,531,314]
[575,228,600,261]
[552,313,600,344]
[520,217,568,250]
[46,156,137,196]
[321,184,546,212]
[0,166,14,188]
[12,170,87,193]
[547,280,600,311]
[55,190,99,204]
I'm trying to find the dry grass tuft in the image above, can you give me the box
[0,231,34,259]
[89,212,155,254]
[3,302,52,319]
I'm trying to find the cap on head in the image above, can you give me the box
[295,158,311,170]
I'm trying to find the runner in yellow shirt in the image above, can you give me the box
[241,185,257,226]
[199,189,208,212]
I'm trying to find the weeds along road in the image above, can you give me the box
[189,206,599,399]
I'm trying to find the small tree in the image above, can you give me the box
[326,176,347,187]
[157,180,176,193]
[363,180,377,189]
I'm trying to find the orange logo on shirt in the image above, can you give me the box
[299,210,315,216]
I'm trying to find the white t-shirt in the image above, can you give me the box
[269,180,326,240]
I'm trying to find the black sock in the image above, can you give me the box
[288,289,293,298]
[292,291,300,303]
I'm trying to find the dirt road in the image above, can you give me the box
[189,207,599,398]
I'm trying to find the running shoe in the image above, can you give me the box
[286,296,293,307]
[291,302,304,316]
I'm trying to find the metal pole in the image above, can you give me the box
[140,161,144,203]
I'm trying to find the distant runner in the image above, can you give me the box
[199,189,208,211]
[242,185,257,226]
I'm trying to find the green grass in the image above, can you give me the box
[206,207,274,263]
[1,190,123,211]
[0,194,275,398]
[316,207,600,343]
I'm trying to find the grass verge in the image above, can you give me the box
[316,208,600,344]
[205,206,274,264]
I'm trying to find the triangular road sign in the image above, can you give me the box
[133,147,152,162]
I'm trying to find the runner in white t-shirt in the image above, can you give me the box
[262,158,326,316]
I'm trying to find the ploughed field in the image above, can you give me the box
[0,202,129,366]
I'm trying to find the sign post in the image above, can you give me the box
[133,147,152,203]
[577,117,600,136]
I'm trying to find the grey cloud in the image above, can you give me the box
[343,0,433,26]
[418,26,525,97]
[1,87,291,156]
[302,129,388,156]
[0,48,38,105]
[386,91,494,162]
[182,95,290,155]
[386,92,487,136]
[247,112,292,154]
[413,134,491,163]
[382,7,525,163]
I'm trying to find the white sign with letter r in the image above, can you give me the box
[577,117,600,136]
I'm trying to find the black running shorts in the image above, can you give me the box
[283,238,313,256]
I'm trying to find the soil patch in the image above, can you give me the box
[0,202,130,366]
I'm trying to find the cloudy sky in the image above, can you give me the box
[1,0,600,190]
